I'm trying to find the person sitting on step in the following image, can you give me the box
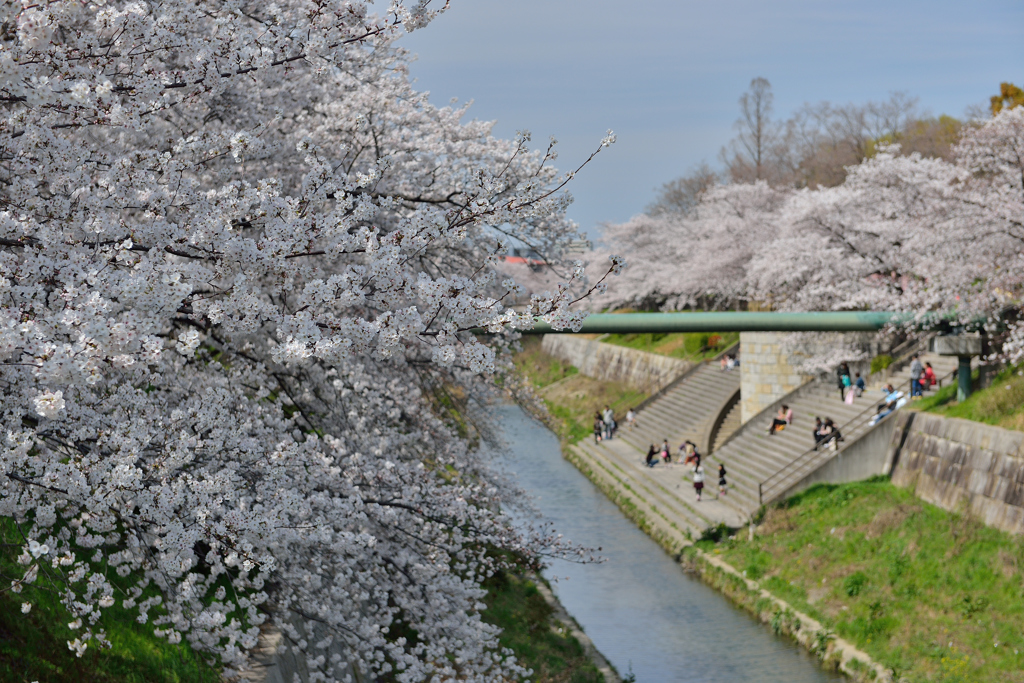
[768,405,791,435]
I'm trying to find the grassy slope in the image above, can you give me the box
[482,572,604,683]
[0,527,220,683]
[707,479,1024,683]
[514,337,647,444]
[918,365,1024,432]
[600,331,739,362]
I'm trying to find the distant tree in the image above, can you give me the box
[721,78,783,183]
[991,82,1024,115]
[720,83,928,189]
[780,93,922,188]
[646,163,719,216]
[890,115,962,159]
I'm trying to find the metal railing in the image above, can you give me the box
[757,393,880,506]
[757,366,957,506]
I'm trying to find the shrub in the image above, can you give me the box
[871,354,894,374]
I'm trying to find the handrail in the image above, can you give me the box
[884,333,936,380]
[757,365,958,506]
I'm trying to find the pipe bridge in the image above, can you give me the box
[526,311,901,334]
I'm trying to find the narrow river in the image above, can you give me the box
[493,403,843,683]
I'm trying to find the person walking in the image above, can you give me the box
[626,408,637,431]
[836,364,847,401]
[718,463,728,496]
[661,439,671,464]
[692,463,706,502]
[909,355,924,400]
[593,413,604,444]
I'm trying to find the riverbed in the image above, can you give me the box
[493,403,843,683]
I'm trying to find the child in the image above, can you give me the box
[718,463,728,496]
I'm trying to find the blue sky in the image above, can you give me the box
[396,0,1024,239]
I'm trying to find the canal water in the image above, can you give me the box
[493,403,843,683]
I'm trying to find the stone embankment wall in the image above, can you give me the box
[739,332,814,424]
[541,335,693,393]
[888,411,1024,535]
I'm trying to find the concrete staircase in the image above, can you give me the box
[707,352,961,519]
[617,362,740,456]
[711,399,742,453]
[568,350,960,533]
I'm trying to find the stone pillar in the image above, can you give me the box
[739,332,813,424]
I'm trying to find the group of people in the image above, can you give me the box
[593,406,638,444]
[645,438,699,467]
[837,362,867,403]
[812,417,843,451]
[642,439,727,502]
[909,355,937,399]
[719,354,740,371]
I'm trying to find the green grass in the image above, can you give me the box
[599,331,738,362]
[0,522,220,683]
[514,338,647,444]
[514,337,579,389]
[705,478,1024,682]
[482,571,604,683]
[918,365,1024,433]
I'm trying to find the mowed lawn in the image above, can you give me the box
[704,479,1024,683]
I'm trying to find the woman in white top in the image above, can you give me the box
[692,465,705,502]
[626,408,636,431]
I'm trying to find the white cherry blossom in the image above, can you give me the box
[0,2,613,680]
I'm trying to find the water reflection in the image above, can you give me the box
[492,403,843,683]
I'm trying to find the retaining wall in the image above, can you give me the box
[778,415,898,501]
[541,335,692,393]
[888,411,1024,535]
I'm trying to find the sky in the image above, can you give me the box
[395,0,1024,241]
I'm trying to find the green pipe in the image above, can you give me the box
[525,311,901,334]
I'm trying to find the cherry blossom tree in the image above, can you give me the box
[596,108,1024,334]
[588,182,783,311]
[0,2,622,680]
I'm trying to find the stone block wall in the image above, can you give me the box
[888,411,1024,535]
[739,332,813,424]
[540,335,693,393]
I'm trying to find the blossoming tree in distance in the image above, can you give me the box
[0,2,623,679]
[591,108,1024,353]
